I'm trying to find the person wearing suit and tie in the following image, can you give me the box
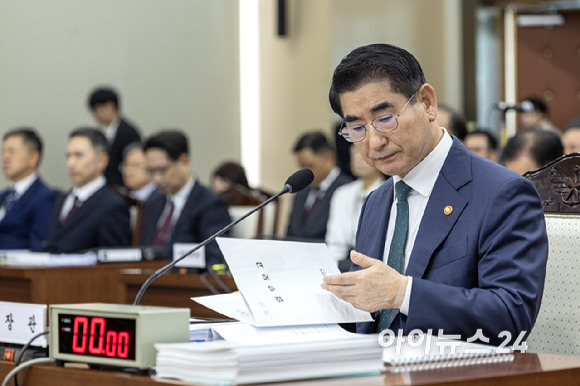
[286,131,353,242]
[321,44,548,346]
[139,130,231,267]
[46,127,131,253]
[88,87,141,188]
[0,128,56,251]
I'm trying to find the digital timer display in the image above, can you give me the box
[58,313,136,360]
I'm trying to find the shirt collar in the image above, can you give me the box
[318,167,341,192]
[73,176,106,202]
[393,128,452,198]
[132,182,157,202]
[105,120,120,143]
[12,173,38,197]
[169,176,195,204]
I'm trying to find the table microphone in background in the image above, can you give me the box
[494,100,535,112]
[133,168,315,305]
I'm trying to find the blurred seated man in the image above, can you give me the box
[0,128,56,251]
[286,131,353,242]
[464,129,498,162]
[46,128,131,253]
[500,127,563,175]
[562,116,580,154]
[437,104,467,141]
[326,145,386,271]
[121,143,157,201]
[140,130,231,267]
[517,96,560,133]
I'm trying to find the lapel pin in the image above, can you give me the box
[444,206,453,215]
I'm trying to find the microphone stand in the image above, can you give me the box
[133,186,290,305]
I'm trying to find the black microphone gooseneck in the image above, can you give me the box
[133,168,314,305]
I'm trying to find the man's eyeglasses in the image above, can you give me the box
[338,91,418,143]
[146,164,172,177]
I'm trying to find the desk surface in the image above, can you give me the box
[2,353,580,385]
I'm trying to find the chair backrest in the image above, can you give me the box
[524,153,580,355]
[525,214,580,355]
[523,152,580,213]
[112,187,144,246]
[220,186,280,239]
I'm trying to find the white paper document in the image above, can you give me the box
[192,238,372,326]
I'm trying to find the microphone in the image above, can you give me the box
[133,168,314,305]
[495,100,535,113]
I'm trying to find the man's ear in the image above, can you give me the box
[98,151,110,171]
[29,150,41,169]
[178,153,190,165]
[417,83,438,123]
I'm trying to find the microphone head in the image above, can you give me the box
[284,168,314,193]
[518,100,535,113]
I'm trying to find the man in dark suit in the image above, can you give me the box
[139,130,231,267]
[321,44,548,346]
[46,128,131,253]
[286,131,352,242]
[0,128,56,251]
[88,87,141,188]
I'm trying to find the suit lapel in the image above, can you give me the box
[406,139,472,278]
[60,187,104,231]
[367,182,393,262]
[12,178,39,210]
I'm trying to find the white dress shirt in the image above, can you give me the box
[383,128,452,315]
[304,167,341,209]
[157,177,195,230]
[59,176,106,222]
[131,182,157,202]
[326,177,385,262]
[105,120,120,144]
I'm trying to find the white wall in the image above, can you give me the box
[330,0,463,109]
[0,0,240,188]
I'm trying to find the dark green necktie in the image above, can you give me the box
[377,180,412,332]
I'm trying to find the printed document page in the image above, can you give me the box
[193,238,372,326]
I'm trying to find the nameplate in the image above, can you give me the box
[0,302,47,347]
[173,243,205,269]
[97,248,142,263]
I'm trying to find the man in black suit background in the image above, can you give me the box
[286,131,353,242]
[46,128,131,253]
[88,87,141,188]
[139,130,231,267]
[0,128,56,251]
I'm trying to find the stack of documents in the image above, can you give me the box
[154,238,382,384]
[155,323,383,385]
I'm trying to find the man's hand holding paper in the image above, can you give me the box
[321,250,408,312]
